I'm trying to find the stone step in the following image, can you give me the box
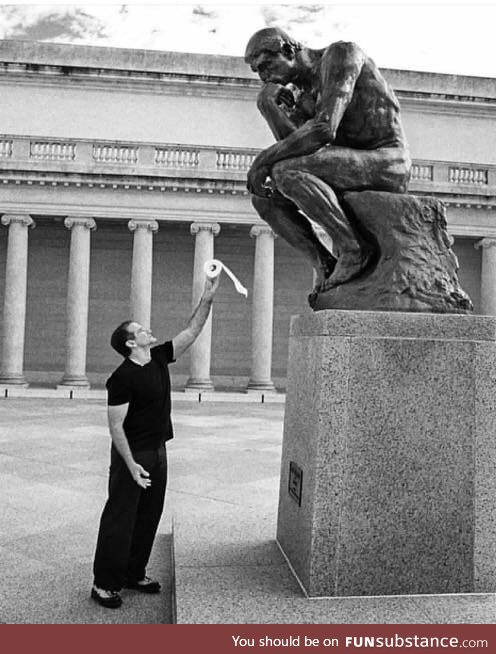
[171,507,496,623]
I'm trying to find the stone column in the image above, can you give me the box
[59,217,96,387]
[0,214,35,385]
[247,225,276,392]
[185,222,220,391]
[476,238,496,315]
[128,219,159,327]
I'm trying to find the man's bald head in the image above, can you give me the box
[244,27,302,64]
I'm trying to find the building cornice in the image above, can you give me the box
[1,67,495,112]
[0,197,258,224]
[400,95,496,119]
[0,171,492,200]
[0,63,495,109]
[0,66,259,101]
[0,39,251,78]
[0,168,494,237]
[0,170,251,195]
[0,40,494,105]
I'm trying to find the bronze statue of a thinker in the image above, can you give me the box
[244,27,411,296]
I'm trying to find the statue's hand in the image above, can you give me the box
[247,160,272,198]
[257,82,295,113]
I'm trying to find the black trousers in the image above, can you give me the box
[93,444,168,591]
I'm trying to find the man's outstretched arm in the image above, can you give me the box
[172,274,220,359]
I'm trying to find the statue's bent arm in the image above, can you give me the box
[318,41,364,140]
[255,42,364,170]
[257,84,298,141]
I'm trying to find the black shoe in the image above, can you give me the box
[91,586,123,608]
[124,576,161,594]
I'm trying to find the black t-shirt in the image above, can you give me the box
[106,341,175,452]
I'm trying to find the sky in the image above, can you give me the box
[0,1,494,78]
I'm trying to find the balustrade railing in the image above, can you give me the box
[93,144,138,164]
[411,164,433,181]
[449,166,488,185]
[216,150,256,171]
[155,147,199,167]
[0,139,13,158]
[0,135,494,196]
[30,141,76,161]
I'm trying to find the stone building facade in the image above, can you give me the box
[0,41,495,391]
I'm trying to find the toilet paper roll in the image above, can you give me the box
[204,259,223,279]
[203,259,248,297]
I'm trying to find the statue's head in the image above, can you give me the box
[244,27,302,84]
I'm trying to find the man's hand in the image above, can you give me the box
[256,82,300,142]
[247,160,272,197]
[129,462,151,489]
[203,271,220,299]
[257,82,295,113]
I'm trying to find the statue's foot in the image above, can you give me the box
[308,288,319,309]
[322,246,373,290]
[309,257,336,296]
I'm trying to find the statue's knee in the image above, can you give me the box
[252,193,280,219]
[251,194,270,214]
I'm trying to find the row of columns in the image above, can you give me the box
[0,215,277,391]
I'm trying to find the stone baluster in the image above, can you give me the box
[59,217,96,387]
[128,219,159,327]
[185,222,220,391]
[0,214,35,385]
[247,225,276,392]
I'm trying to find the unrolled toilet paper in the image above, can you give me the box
[204,259,248,297]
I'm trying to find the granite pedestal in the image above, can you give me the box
[277,310,496,597]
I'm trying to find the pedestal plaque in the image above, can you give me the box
[288,461,303,506]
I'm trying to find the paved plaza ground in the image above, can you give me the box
[0,396,283,624]
[1,396,495,624]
